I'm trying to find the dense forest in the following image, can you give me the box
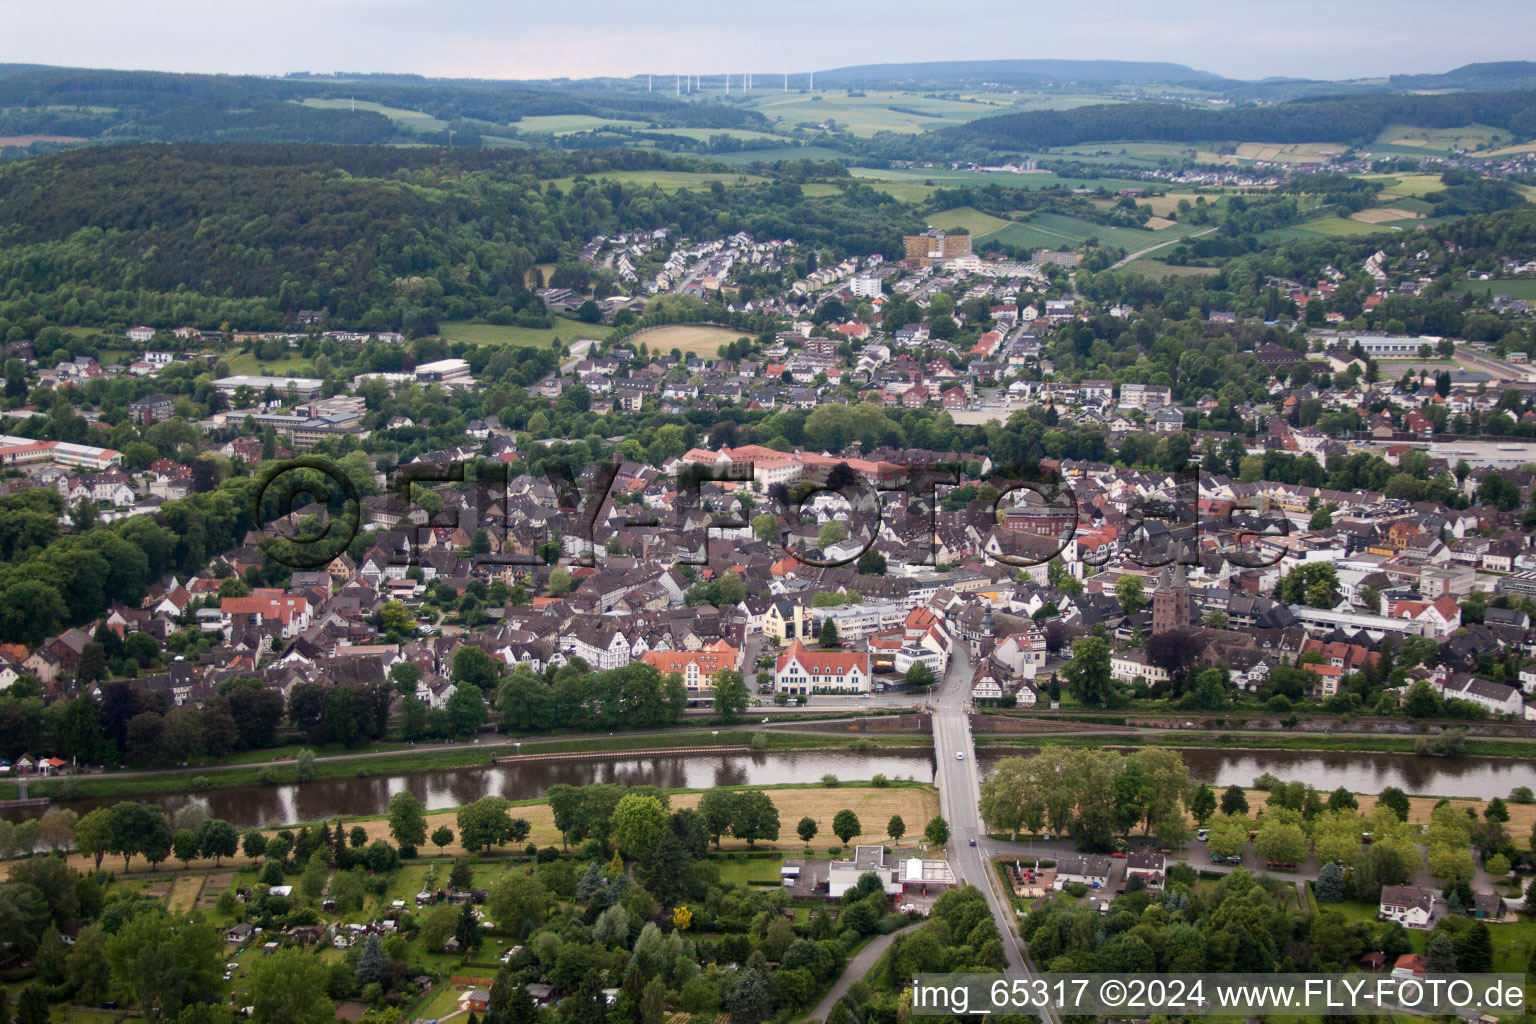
[920,89,1536,155]
[0,144,922,331]
[0,65,770,144]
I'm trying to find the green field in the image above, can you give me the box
[1120,258,1220,278]
[739,90,1031,137]
[926,205,1014,239]
[1356,173,1449,198]
[224,351,315,376]
[514,114,649,135]
[1456,277,1536,301]
[439,316,600,348]
[547,169,768,192]
[849,166,1158,194]
[1291,214,1400,237]
[988,210,1202,253]
[300,98,448,132]
[640,126,786,143]
[1375,122,1511,154]
[1043,140,1204,167]
[712,145,854,165]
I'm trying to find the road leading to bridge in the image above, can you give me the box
[931,643,1058,1024]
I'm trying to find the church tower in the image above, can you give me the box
[1152,564,1190,635]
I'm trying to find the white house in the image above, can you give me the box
[774,641,870,695]
[1379,885,1436,928]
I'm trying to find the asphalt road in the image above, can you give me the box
[930,643,1059,1024]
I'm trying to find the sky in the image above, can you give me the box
[2,0,1533,83]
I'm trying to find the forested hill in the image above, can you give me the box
[813,58,1222,88]
[0,144,923,332]
[0,66,768,145]
[925,89,1536,155]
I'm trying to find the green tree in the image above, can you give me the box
[696,789,738,848]
[731,790,780,848]
[887,815,905,842]
[388,791,428,857]
[247,947,334,1024]
[1277,563,1340,609]
[924,816,950,847]
[456,796,514,853]
[487,873,548,937]
[751,514,779,544]
[796,817,817,844]
[1062,635,1116,708]
[831,810,862,844]
[105,910,223,1018]
[1377,786,1411,821]
[1188,783,1217,824]
[1115,574,1146,615]
[1219,784,1249,815]
[611,793,669,862]
[712,670,749,722]
[431,825,454,853]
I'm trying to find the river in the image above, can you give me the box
[37,745,1536,829]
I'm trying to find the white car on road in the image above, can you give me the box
[955,751,964,759]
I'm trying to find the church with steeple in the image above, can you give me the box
[1151,564,1191,635]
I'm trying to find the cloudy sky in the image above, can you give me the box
[2,0,1532,82]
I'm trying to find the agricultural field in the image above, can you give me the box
[1197,141,1347,165]
[639,126,786,143]
[1357,173,1450,198]
[1480,138,1536,158]
[1374,122,1511,153]
[925,205,1015,239]
[1004,210,1204,252]
[513,114,649,135]
[1292,213,1401,237]
[223,351,315,376]
[547,169,768,192]
[439,316,600,349]
[1043,140,1203,167]
[711,145,853,165]
[628,324,752,357]
[1119,259,1220,278]
[1349,206,1424,224]
[739,90,1031,137]
[848,165,1156,194]
[1456,277,1536,301]
[299,98,448,133]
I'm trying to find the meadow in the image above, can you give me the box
[1119,258,1220,278]
[1373,122,1511,153]
[1455,278,1536,301]
[738,90,1035,137]
[849,166,1156,194]
[513,114,649,135]
[299,97,449,133]
[925,205,1015,239]
[546,169,768,192]
[439,316,600,349]
[629,323,752,356]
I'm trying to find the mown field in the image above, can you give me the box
[546,169,768,191]
[1374,122,1511,154]
[848,166,1154,194]
[739,90,1037,137]
[439,316,600,348]
[514,114,649,134]
[299,97,448,132]
[630,323,752,356]
[1455,277,1536,301]
[925,205,1015,239]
